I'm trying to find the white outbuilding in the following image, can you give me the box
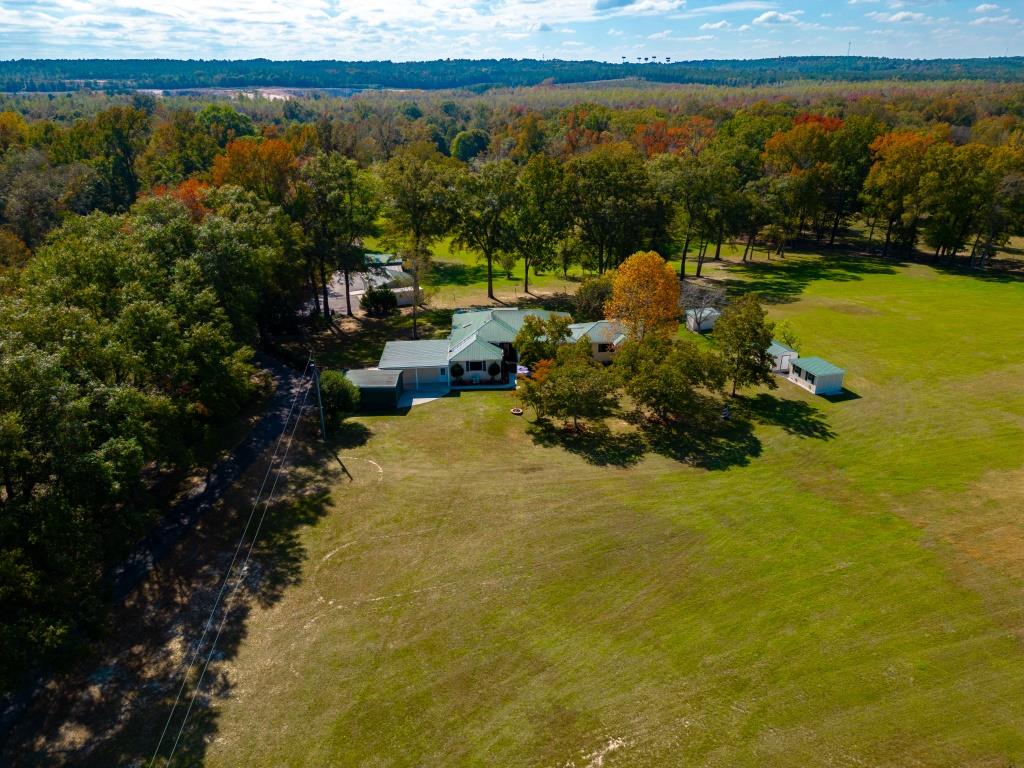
[767,340,799,373]
[788,356,845,396]
[685,307,721,333]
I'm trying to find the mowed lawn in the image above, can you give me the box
[206,254,1024,767]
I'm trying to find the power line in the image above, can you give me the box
[148,358,313,768]
[162,371,314,766]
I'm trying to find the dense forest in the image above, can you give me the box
[2,56,1024,93]
[1,76,1024,695]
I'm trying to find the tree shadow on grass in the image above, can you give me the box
[643,410,762,470]
[526,419,646,468]
[741,393,837,439]
[426,261,489,287]
[328,419,372,449]
[513,292,576,314]
[526,395,764,472]
[716,250,900,305]
[1,425,339,768]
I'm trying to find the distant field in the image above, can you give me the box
[198,251,1024,766]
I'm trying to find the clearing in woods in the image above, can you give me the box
[10,250,1024,767]
[201,252,1024,766]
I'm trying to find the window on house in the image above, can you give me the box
[597,343,611,353]
[467,361,484,372]
[440,368,447,377]
[806,372,816,384]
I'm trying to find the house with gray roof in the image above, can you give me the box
[569,320,628,363]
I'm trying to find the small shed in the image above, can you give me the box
[345,369,404,409]
[788,357,845,396]
[686,307,721,333]
[767,340,799,373]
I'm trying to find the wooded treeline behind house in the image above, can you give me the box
[1,75,1023,694]
[2,56,1024,93]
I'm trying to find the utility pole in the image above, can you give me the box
[311,358,327,441]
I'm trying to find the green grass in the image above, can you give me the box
[205,252,1024,766]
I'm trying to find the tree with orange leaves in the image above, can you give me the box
[151,178,210,221]
[862,130,940,257]
[211,138,297,206]
[604,250,680,340]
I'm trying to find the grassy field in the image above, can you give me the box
[189,251,1024,767]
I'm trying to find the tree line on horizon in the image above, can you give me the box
[1,83,1023,693]
[2,56,1024,93]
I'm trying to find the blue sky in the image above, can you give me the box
[0,0,1021,61]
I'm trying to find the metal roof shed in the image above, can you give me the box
[788,356,845,396]
[345,369,404,409]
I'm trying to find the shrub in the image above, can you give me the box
[450,362,465,379]
[360,286,398,316]
[487,361,502,377]
[318,370,360,423]
[574,274,614,322]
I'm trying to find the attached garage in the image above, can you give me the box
[345,369,404,410]
[377,339,451,390]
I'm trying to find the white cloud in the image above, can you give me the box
[700,19,731,28]
[753,10,801,24]
[867,10,927,22]
[970,14,1019,25]
[973,4,1000,12]
[648,28,672,37]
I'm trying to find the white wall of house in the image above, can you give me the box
[385,366,449,389]
[454,359,502,383]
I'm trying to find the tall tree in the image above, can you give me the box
[614,335,725,423]
[137,109,218,189]
[566,142,667,273]
[452,159,517,301]
[605,250,680,340]
[862,130,938,257]
[714,294,777,397]
[509,154,569,294]
[211,138,298,207]
[63,106,150,212]
[296,152,381,317]
[379,141,460,338]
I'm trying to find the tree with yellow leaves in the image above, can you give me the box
[604,250,680,340]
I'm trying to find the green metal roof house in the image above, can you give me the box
[345,369,404,410]
[376,308,574,390]
[378,340,451,389]
[788,356,845,396]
